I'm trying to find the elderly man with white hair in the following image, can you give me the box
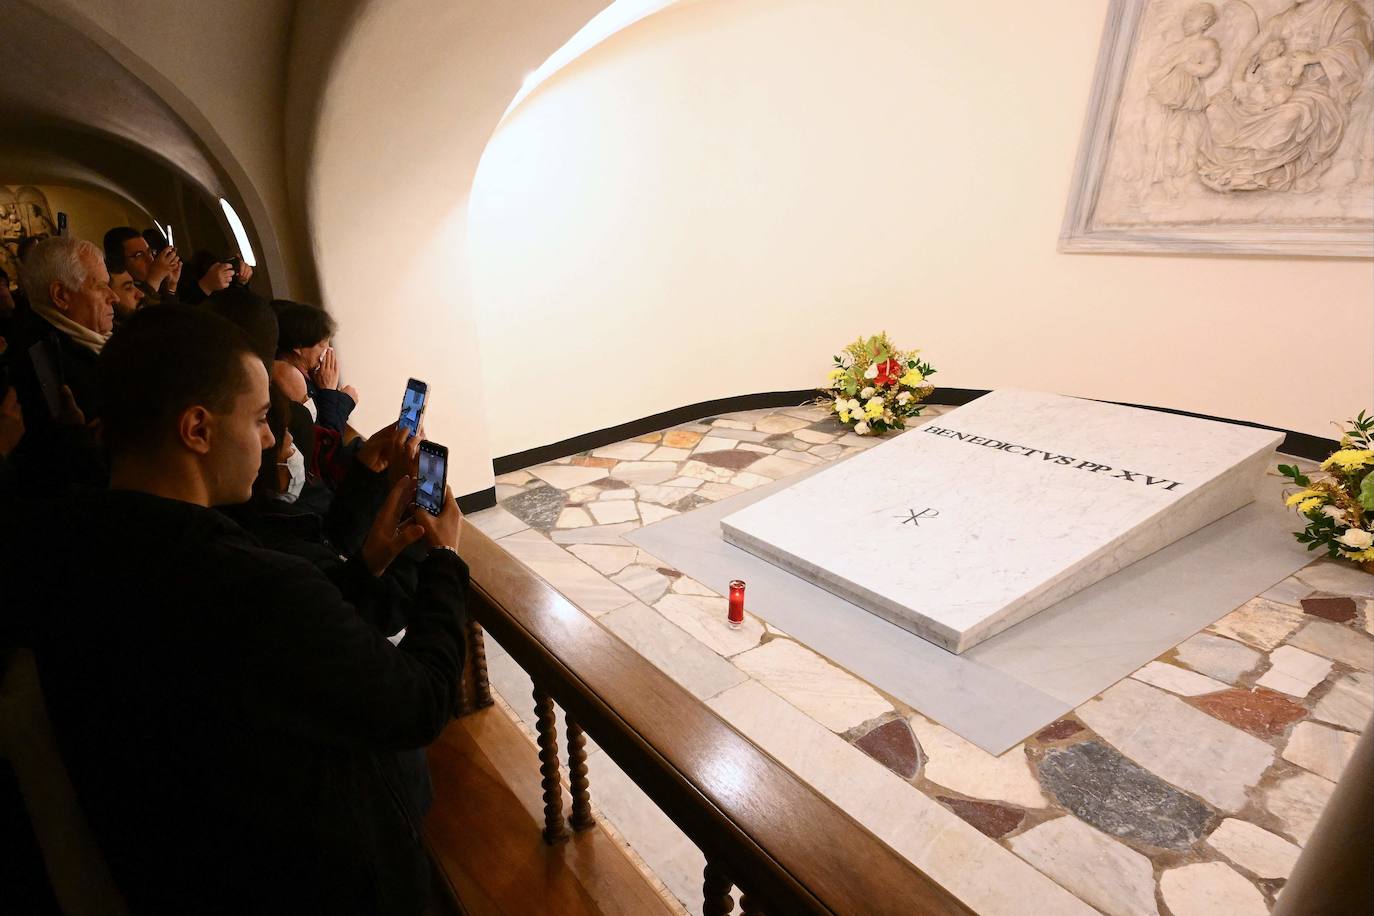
[12,236,117,421]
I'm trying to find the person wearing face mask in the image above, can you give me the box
[2,307,467,916]
[277,436,308,504]
[218,385,424,635]
[215,386,438,826]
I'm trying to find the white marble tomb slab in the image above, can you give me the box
[721,390,1282,654]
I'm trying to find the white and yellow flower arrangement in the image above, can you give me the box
[819,332,935,436]
[1279,411,1374,573]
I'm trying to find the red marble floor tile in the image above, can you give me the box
[1188,688,1307,738]
[935,797,1025,839]
[853,719,922,779]
[1300,596,1358,623]
[1034,719,1084,742]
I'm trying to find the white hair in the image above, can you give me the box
[21,236,102,309]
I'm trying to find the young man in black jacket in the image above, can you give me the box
[1,307,467,915]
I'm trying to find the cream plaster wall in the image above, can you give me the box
[305,0,609,497]
[469,0,1374,455]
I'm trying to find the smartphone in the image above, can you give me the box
[27,340,64,419]
[56,212,68,237]
[415,440,448,517]
[398,378,427,437]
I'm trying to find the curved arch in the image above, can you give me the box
[298,0,615,498]
[502,0,685,123]
[16,0,295,297]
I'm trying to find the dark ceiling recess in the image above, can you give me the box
[0,1,256,280]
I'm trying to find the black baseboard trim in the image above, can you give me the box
[1106,400,1339,462]
[492,387,1340,475]
[457,486,496,514]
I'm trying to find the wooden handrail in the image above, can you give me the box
[456,522,974,915]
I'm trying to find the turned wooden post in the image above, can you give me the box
[533,687,569,844]
[454,618,494,717]
[702,861,735,916]
[467,618,494,709]
[566,716,595,831]
[739,891,765,915]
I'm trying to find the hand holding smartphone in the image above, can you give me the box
[398,377,427,438]
[414,440,448,517]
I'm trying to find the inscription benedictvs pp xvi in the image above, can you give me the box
[921,426,1185,492]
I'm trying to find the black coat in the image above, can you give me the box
[218,462,418,639]
[6,308,101,421]
[1,490,467,916]
[3,310,105,493]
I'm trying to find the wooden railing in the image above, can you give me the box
[450,523,974,916]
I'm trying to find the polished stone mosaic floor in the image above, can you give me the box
[467,405,1373,916]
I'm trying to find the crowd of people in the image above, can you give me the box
[0,229,469,915]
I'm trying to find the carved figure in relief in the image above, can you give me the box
[1146,3,1223,195]
[0,205,21,243]
[1236,37,1308,109]
[1199,0,1374,191]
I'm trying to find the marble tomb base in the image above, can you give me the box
[720,389,1284,654]
[628,439,1310,753]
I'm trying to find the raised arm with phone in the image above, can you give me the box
[414,440,447,517]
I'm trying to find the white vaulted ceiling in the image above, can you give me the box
[0,1,221,198]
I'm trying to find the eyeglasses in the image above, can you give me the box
[125,250,150,262]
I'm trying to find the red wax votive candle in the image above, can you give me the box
[727,580,746,629]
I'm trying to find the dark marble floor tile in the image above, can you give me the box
[1034,719,1084,742]
[854,719,923,779]
[655,567,682,580]
[1187,688,1307,738]
[1038,741,1213,850]
[936,796,1025,839]
[590,477,633,490]
[1300,596,1358,623]
[763,435,814,452]
[502,485,566,530]
[694,449,764,471]
[673,493,715,513]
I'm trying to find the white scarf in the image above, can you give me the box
[31,302,111,355]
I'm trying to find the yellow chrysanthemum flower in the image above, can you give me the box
[828,368,846,380]
[1296,497,1324,515]
[1322,448,1374,472]
[864,399,884,419]
[1341,547,1374,563]
[899,369,924,388]
[1284,489,1323,507]
[838,410,850,424]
